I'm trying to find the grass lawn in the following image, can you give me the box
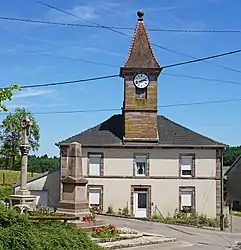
[232,211,241,217]
[0,170,39,185]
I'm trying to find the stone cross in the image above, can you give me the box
[18,115,32,195]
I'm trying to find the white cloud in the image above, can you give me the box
[13,88,54,99]
[97,0,121,11]
[207,0,223,4]
[82,47,124,58]
[46,5,99,23]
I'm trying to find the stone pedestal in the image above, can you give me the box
[57,177,90,217]
[57,142,90,218]
[9,194,36,210]
[9,116,36,210]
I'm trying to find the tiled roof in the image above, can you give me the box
[57,114,225,147]
[122,18,161,69]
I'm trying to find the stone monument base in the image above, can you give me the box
[9,194,37,210]
[57,176,91,219]
[57,200,90,218]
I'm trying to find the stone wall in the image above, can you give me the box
[124,111,158,140]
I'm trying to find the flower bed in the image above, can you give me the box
[92,227,143,243]
[92,227,176,249]
[82,214,96,223]
[92,224,119,238]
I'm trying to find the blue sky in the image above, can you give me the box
[0,0,241,156]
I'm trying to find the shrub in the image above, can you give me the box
[106,205,114,214]
[151,212,229,228]
[90,204,101,214]
[122,206,129,216]
[0,185,12,200]
[0,205,29,228]
[0,206,104,250]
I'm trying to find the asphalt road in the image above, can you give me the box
[101,216,241,250]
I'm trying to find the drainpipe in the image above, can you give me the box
[220,148,226,231]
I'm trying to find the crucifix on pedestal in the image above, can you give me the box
[18,116,32,195]
[9,115,36,210]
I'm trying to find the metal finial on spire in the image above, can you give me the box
[137,9,144,21]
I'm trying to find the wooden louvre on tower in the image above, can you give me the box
[120,10,162,143]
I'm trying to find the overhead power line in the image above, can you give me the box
[1,74,119,90]
[12,47,118,68]
[11,44,241,71]
[162,49,241,69]
[36,1,241,74]
[2,48,241,90]
[163,72,241,86]
[1,16,241,33]
[2,97,241,116]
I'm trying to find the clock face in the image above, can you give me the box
[133,73,149,89]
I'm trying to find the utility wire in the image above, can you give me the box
[2,98,241,116]
[37,1,129,37]
[162,49,241,69]
[0,74,119,90]
[36,0,241,74]
[163,72,241,86]
[2,49,241,90]
[12,47,118,68]
[8,43,241,71]
[1,16,241,33]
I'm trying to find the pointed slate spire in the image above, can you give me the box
[121,10,161,70]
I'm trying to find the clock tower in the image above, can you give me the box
[120,10,162,142]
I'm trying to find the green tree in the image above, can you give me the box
[0,85,20,112]
[27,155,59,173]
[223,146,241,167]
[0,108,40,170]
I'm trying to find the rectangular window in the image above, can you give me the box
[179,154,195,177]
[135,155,147,176]
[88,186,103,212]
[179,187,195,213]
[88,154,102,176]
[135,87,147,99]
[89,188,101,206]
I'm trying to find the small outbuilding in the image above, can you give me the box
[13,171,60,208]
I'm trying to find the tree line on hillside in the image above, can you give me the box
[0,155,59,173]
[223,146,241,167]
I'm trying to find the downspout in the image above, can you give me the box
[220,149,224,231]
[220,147,227,231]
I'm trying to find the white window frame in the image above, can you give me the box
[179,187,195,213]
[88,154,102,176]
[180,154,194,177]
[88,188,101,206]
[135,155,147,176]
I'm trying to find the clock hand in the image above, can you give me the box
[138,78,148,83]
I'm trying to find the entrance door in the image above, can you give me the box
[134,190,148,218]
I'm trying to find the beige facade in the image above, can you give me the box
[57,12,224,220]
[78,147,218,218]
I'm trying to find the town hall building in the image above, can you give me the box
[56,10,225,218]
